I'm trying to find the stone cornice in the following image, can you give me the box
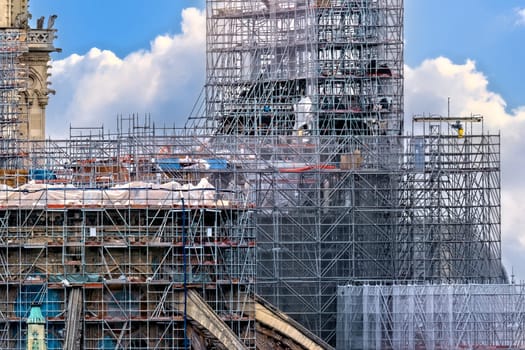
[27,29,60,53]
[22,52,51,64]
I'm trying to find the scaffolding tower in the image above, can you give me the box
[336,116,507,349]
[398,116,504,283]
[0,29,28,170]
[200,0,404,344]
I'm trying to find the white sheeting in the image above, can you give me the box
[0,178,225,208]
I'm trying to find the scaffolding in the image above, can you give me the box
[0,0,509,348]
[0,116,256,349]
[335,116,508,349]
[200,0,404,344]
[0,29,28,169]
[398,116,504,283]
[337,284,525,350]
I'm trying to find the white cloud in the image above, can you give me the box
[404,57,512,130]
[47,7,206,138]
[516,7,525,26]
[405,57,525,280]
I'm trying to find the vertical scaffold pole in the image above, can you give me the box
[181,197,189,349]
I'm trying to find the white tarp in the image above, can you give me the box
[293,96,314,135]
[0,178,223,208]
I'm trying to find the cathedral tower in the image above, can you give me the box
[0,0,59,141]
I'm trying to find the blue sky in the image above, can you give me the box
[29,0,204,57]
[27,1,525,280]
[405,0,525,111]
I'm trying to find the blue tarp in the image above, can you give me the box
[99,336,117,349]
[29,169,57,181]
[15,285,61,318]
[157,158,228,171]
[157,158,181,171]
[206,158,228,169]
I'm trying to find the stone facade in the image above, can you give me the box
[0,0,28,28]
[1,0,58,140]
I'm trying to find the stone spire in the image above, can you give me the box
[26,304,47,350]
